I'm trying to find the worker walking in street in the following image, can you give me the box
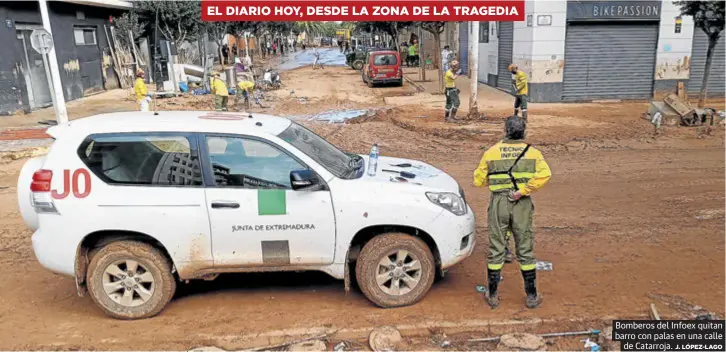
[508,64,529,120]
[444,60,461,122]
[210,72,229,112]
[474,116,551,309]
[134,69,152,112]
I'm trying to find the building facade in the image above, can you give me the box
[0,0,131,115]
[467,0,725,102]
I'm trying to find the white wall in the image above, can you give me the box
[477,22,498,82]
[530,0,567,83]
[512,0,535,79]
[655,0,694,80]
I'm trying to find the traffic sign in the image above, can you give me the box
[30,28,53,55]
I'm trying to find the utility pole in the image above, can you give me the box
[38,0,68,124]
[468,21,479,118]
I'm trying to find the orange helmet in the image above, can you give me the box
[508,64,518,71]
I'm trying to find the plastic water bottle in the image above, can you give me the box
[367,144,379,176]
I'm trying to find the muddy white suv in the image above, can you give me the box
[18,111,475,319]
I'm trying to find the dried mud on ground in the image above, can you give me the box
[0,66,724,350]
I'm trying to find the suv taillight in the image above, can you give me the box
[31,169,52,192]
[30,169,58,213]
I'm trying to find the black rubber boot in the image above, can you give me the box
[522,110,528,121]
[445,109,450,121]
[522,269,542,308]
[450,108,458,121]
[486,269,501,308]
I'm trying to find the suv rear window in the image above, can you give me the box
[373,54,397,66]
[78,134,202,186]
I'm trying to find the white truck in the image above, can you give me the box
[18,111,475,319]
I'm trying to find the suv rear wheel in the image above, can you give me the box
[353,60,364,70]
[87,241,176,320]
[355,233,435,307]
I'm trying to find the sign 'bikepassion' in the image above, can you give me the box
[567,1,661,21]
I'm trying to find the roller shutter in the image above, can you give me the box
[458,22,468,74]
[687,28,725,96]
[497,22,514,89]
[563,23,658,101]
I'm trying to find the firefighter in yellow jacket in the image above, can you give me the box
[508,64,529,120]
[474,116,551,309]
[210,72,229,111]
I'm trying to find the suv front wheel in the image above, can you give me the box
[87,241,176,319]
[355,233,435,308]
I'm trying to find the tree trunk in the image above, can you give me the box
[419,25,425,82]
[218,44,224,66]
[698,33,719,108]
[468,21,480,118]
[434,32,443,93]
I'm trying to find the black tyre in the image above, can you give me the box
[355,233,435,308]
[353,60,364,70]
[87,241,176,320]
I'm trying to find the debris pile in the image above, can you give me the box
[645,93,724,128]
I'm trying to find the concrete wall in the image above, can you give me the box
[512,0,535,78]
[528,0,567,102]
[0,1,123,115]
[653,0,694,97]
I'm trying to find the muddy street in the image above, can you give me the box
[0,65,724,350]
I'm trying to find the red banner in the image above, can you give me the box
[201,1,525,21]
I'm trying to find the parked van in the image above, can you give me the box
[362,50,403,87]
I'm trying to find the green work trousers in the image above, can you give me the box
[445,88,460,111]
[514,94,529,111]
[487,192,536,271]
[215,95,229,111]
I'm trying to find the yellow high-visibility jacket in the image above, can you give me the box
[134,77,148,102]
[237,80,255,93]
[210,78,229,97]
[514,70,528,96]
[474,140,551,196]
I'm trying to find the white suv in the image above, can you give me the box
[18,111,475,319]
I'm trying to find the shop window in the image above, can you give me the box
[479,22,489,43]
[74,26,96,45]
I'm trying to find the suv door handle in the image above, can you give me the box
[211,201,240,209]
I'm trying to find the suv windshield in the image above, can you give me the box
[278,122,363,179]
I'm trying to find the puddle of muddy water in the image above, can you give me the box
[303,109,369,123]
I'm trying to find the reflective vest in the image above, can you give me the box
[473,140,551,195]
[487,144,534,192]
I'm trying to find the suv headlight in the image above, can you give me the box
[426,192,467,216]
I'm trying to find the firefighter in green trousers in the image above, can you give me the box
[509,64,529,120]
[474,116,552,309]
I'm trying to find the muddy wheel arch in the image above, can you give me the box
[343,225,442,294]
[74,230,176,297]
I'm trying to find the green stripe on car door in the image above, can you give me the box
[258,189,286,215]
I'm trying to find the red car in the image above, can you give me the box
[361,50,403,87]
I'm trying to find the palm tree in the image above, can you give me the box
[295,22,324,44]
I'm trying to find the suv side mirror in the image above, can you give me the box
[290,169,321,191]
